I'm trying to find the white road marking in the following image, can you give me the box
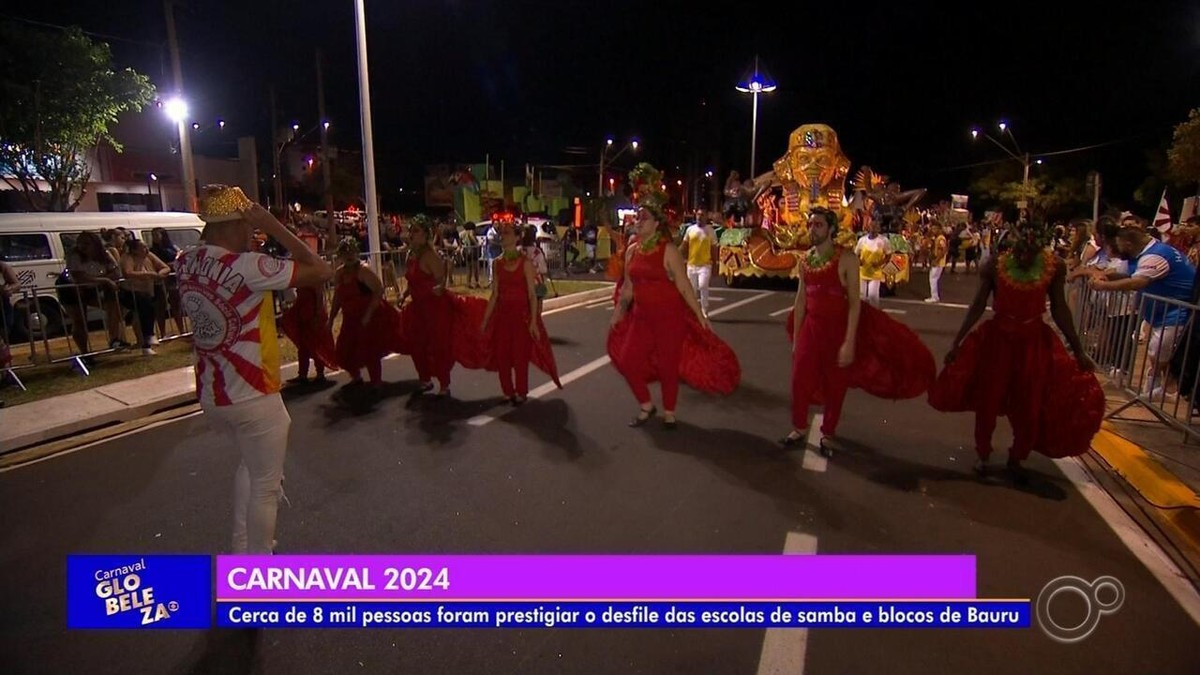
[883,308,907,315]
[585,300,613,309]
[467,291,772,426]
[802,414,828,472]
[1054,456,1200,627]
[885,298,984,311]
[757,531,818,675]
[770,307,793,317]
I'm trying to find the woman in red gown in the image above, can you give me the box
[782,208,936,454]
[930,223,1102,481]
[608,201,739,428]
[482,221,543,404]
[399,216,454,396]
[327,238,398,389]
[281,284,337,384]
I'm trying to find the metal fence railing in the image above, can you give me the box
[1072,280,1200,442]
[3,238,603,396]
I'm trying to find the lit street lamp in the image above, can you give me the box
[599,138,640,195]
[970,121,1036,207]
[163,95,197,212]
[735,56,777,178]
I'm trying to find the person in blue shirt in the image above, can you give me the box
[1091,225,1197,397]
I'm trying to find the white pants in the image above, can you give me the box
[859,279,881,307]
[929,266,944,301]
[687,264,712,314]
[204,393,291,554]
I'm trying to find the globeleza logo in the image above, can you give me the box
[68,555,211,629]
[1035,575,1124,643]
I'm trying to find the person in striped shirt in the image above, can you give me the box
[177,186,333,554]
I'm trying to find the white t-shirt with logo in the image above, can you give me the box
[175,245,296,407]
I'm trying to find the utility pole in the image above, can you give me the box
[316,50,334,248]
[353,0,382,274]
[270,85,282,211]
[163,0,197,212]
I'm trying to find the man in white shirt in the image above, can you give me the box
[854,221,891,307]
[681,219,718,316]
[176,185,332,554]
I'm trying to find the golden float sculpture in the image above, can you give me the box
[718,124,852,282]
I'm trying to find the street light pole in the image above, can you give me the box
[736,56,777,179]
[353,0,382,275]
[163,0,196,212]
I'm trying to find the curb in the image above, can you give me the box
[1090,422,1200,562]
[2,285,614,455]
[542,285,614,312]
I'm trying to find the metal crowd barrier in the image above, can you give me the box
[9,274,194,382]
[1072,280,1200,442]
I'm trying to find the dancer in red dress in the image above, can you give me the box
[608,165,739,428]
[281,284,337,384]
[782,208,936,454]
[327,238,397,390]
[399,215,454,396]
[482,221,542,404]
[929,221,1102,482]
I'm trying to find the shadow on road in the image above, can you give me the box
[173,628,260,675]
[499,397,606,466]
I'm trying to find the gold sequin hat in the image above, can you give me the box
[199,184,255,223]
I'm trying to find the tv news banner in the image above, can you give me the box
[69,554,1029,630]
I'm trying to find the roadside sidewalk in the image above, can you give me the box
[0,286,614,454]
[1087,383,1200,586]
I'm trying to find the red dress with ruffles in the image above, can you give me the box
[786,248,935,435]
[402,256,454,389]
[928,251,1104,460]
[608,239,740,409]
[333,267,402,383]
[280,285,338,373]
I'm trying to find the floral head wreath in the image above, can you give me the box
[629,163,668,223]
[491,212,518,236]
[409,214,436,235]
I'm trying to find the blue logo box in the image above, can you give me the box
[68,555,211,629]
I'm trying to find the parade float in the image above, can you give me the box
[717,124,924,288]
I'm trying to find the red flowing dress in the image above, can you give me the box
[928,252,1104,460]
[449,260,561,390]
[608,240,740,409]
[334,267,401,384]
[492,256,536,397]
[402,255,454,389]
[280,285,338,374]
[787,248,935,435]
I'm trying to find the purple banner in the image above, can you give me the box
[216,556,975,601]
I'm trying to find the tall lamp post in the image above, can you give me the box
[735,56,776,179]
[599,138,639,195]
[163,97,196,212]
[970,121,1036,208]
[353,0,382,275]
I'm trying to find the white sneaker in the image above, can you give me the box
[924,298,939,303]
[148,336,160,346]
[141,348,157,356]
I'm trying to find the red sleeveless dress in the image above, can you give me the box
[608,240,740,405]
[333,267,401,373]
[928,252,1104,459]
[402,255,454,388]
[280,285,338,371]
[786,248,935,434]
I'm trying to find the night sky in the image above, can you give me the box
[10,1,1200,211]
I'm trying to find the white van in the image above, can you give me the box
[0,212,205,338]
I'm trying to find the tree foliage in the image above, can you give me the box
[0,23,155,211]
[968,162,1089,221]
[1167,108,1200,187]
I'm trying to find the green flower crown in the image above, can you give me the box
[629,162,668,221]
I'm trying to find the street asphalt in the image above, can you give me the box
[2,266,1198,674]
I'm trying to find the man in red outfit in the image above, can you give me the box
[782,208,861,454]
